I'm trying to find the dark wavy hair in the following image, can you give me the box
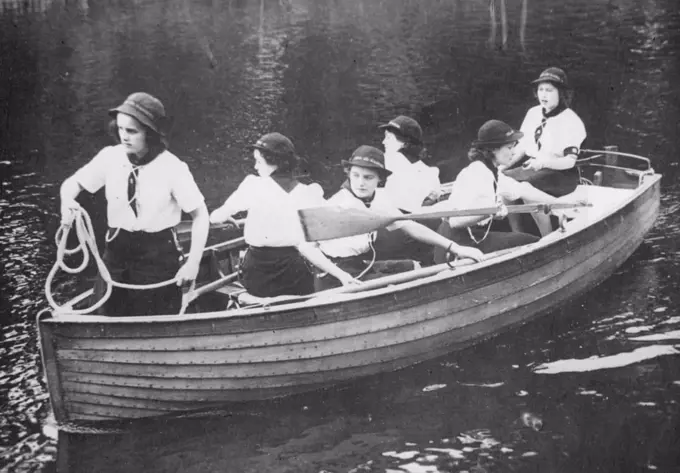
[467,146,499,182]
[533,82,573,108]
[390,129,427,164]
[258,149,297,175]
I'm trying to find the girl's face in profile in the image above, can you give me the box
[493,142,517,168]
[382,130,403,154]
[117,114,148,156]
[348,165,380,199]
[536,82,560,113]
[253,150,277,177]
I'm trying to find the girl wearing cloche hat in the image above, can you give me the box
[379,115,442,213]
[432,119,563,263]
[210,132,359,297]
[315,145,483,291]
[59,92,210,317]
[504,66,587,199]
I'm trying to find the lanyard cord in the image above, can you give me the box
[355,233,377,280]
[466,173,499,245]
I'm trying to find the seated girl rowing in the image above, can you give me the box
[316,145,484,290]
[375,115,443,263]
[209,133,359,298]
[433,120,562,262]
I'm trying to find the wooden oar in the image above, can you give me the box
[182,271,240,307]
[175,218,246,236]
[298,202,591,241]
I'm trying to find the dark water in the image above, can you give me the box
[1,0,680,471]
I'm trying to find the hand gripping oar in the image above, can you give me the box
[298,202,591,241]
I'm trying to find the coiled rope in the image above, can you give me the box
[45,207,192,315]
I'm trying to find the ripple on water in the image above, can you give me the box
[375,425,550,473]
[533,345,680,374]
[1,168,57,472]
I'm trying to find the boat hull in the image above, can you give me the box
[38,173,661,424]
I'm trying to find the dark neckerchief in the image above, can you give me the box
[534,103,568,150]
[127,145,163,167]
[542,102,567,119]
[126,146,163,217]
[341,180,375,208]
[401,147,421,164]
[270,169,300,194]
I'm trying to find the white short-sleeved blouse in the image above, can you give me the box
[318,188,403,258]
[445,161,533,226]
[218,175,325,247]
[383,150,440,212]
[518,105,586,160]
[73,145,205,232]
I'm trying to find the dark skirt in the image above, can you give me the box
[433,220,539,264]
[315,253,417,292]
[239,246,315,297]
[503,156,580,197]
[93,228,183,317]
[373,218,440,265]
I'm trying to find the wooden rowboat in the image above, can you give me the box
[37,149,661,426]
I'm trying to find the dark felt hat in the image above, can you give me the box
[341,145,392,177]
[109,92,167,134]
[472,120,524,148]
[531,67,570,89]
[378,115,423,145]
[249,132,299,159]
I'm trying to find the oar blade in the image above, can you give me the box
[298,206,397,241]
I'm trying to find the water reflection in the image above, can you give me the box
[0,167,59,471]
[1,0,679,471]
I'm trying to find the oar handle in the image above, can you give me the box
[176,218,246,236]
[401,202,591,221]
[182,271,240,306]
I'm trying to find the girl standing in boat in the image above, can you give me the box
[504,67,586,197]
[317,145,483,290]
[59,92,210,317]
[434,119,561,262]
[209,133,358,297]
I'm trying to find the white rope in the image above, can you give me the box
[45,207,181,315]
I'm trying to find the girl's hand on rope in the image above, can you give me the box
[175,259,200,286]
[60,198,82,226]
